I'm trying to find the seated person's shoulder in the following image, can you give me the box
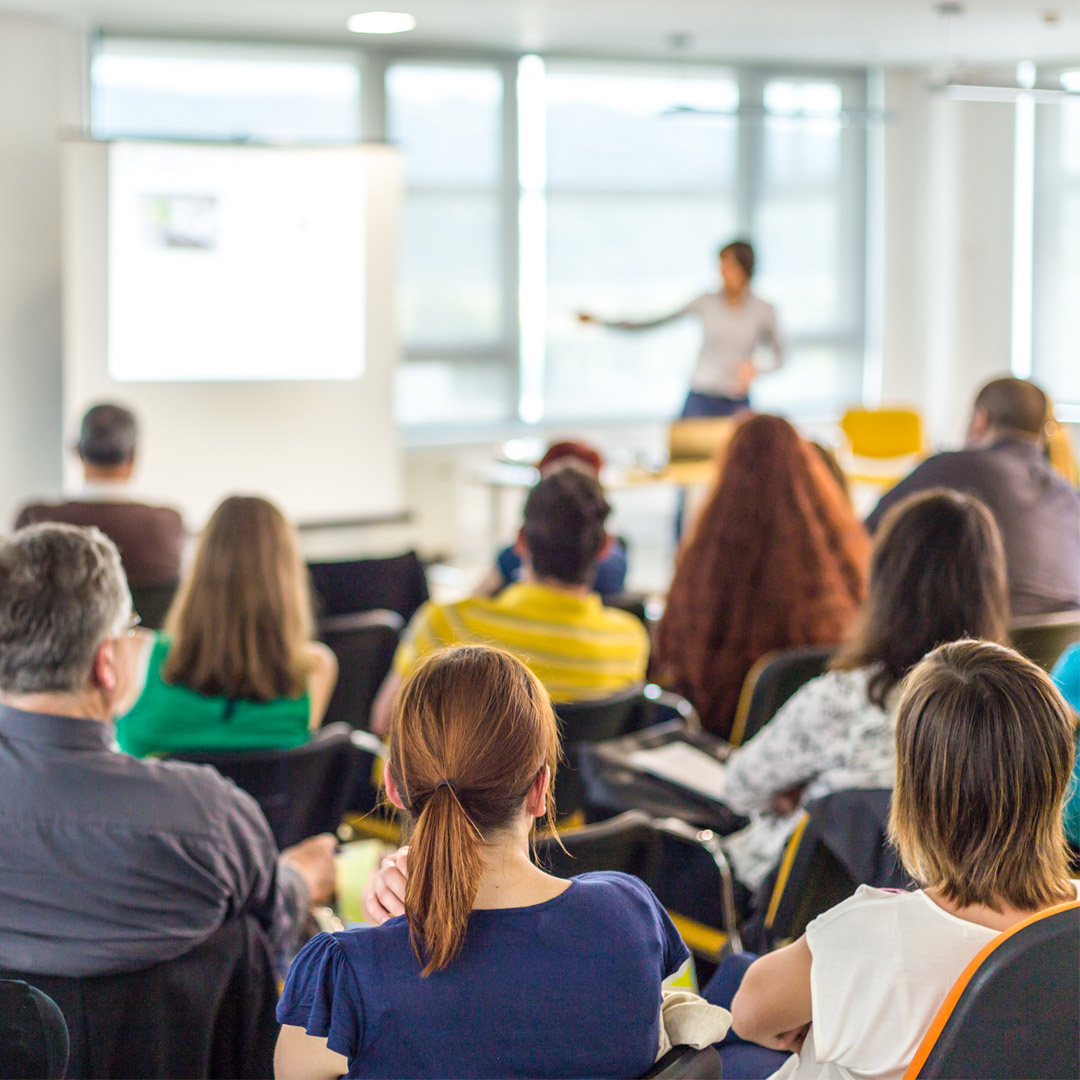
[128,752,259,832]
[806,884,915,945]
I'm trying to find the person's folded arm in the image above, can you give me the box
[730,936,813,1052]
[722,678,834,816]
[275,1025,348,1080]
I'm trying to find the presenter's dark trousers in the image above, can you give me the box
[703,953,795,1079]
[674,391,751,539]
[680,389,751,419]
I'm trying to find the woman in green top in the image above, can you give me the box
[118,495,337,756]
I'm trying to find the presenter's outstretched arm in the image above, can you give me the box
[577,301,695,332]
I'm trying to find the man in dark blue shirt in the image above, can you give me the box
[0,523,336,978]
[866,378,1080,617]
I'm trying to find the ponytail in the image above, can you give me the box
[404,783,486,975]
[387,646,561,977]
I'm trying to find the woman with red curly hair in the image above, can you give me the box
[653,414,869,739]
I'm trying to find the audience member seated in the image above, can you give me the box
[276,645,699,1080]
[719,489,1010,893]
[117,496,337,757]
[371,470,648,735]
[866,377,1080,616]
[15,403,185,590]
[653,413,870,739]
[709,639,1079,1080]
[0,524,336,979]
[1052,643,1080,848]
[473,440,629,599]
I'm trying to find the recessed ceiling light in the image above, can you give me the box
[346,11,416,34]
[1062,70,1080,92]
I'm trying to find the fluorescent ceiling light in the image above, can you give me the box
[346,11,416,34]
[1062,71,1080,92]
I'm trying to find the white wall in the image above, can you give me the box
[0,15,83,527]
[877,69,1017,447]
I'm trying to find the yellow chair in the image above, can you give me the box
[839,407,924,488]
[840,407,923,459]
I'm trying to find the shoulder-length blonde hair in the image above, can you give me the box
[890,640,1076,911]
[163,495,313,701]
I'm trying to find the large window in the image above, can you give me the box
[541,63,739,421]
[386,62,514,425]
[91,39,361,143]
[1034,92,1080,409]
[89,38,869,428]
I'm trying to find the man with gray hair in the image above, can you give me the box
[0,523,335,978]
[15,403,184,590]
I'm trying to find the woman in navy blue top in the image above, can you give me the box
[276,645,688,1080]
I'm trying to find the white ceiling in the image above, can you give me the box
[3,0,1080,66]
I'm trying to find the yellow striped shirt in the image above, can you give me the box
[392,583,649,701]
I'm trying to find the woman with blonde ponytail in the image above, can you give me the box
[276,645,691,1080]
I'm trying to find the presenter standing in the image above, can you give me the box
[579,240,784,418]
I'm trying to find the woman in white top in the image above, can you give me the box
[720,488,1011,892]
[717,639,1080,1080]
[579,240,784,418]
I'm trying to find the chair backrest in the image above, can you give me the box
[605,592,649,627]
[640,1044,723,1079]
[554,686,649,817]
[308,551,429,622]
[319,610,404,730]
[906,902,1080,1079]
[730,646,835,746]
[170,723,356,849]
[0,980,69,1080]
[129,580,179,631]
[537,810,741,961]
[755,788,907,949]
[1008,610,1080,672]
[840,408,923,459]
[1,916,278,1080]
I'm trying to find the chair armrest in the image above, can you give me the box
[644,685,703,734]
[350,730,389,760]
[652,815,743,954]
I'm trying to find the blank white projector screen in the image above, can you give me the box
[108,141,366,381]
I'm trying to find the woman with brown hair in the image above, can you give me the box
[716,640,1078,1080]
[275,645,693,1080]
[117,495,337,756]
[653,413,869,739]
[718,489,1010,892]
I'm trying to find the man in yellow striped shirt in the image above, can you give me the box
[371,470,649,734]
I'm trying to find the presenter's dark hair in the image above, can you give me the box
[388,646,560,974]
[719,240,755,279]
[521,470,610,586]
[832,490,1009,709]
[77,404,138,467]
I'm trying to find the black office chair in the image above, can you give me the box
[748,788,909,952]
[319,610,403,730]
[605,591,650,627]
[729,645,835,746]
[907,902,1080,1079]
[641,1044,723,1078]
[553,686,700,820]
[0,980,69,1080]
[171,723,357,849]
[308,551,429,623]
[0,916,278,1080]
[129,580,179,631]
[1008,609,1080,671]
[537,810,742,961]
